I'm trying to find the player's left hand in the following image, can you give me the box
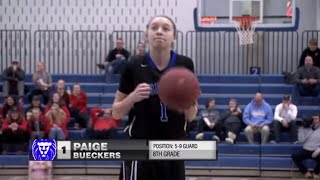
[183,101,198,122]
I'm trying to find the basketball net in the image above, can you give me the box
[233,16,259,45]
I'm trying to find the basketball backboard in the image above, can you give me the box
[194,0,299,31]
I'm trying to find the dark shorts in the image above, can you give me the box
[119,160,185,180]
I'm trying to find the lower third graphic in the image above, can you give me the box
[31,139,57,161]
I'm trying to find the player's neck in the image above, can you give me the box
[150,49,171,70]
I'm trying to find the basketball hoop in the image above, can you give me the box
[232,16,259,45]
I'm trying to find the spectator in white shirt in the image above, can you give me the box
[271,95,298,143]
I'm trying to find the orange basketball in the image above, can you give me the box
[158,67,201,111]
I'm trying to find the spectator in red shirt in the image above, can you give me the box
[1,106,28,154]
[2,95,23,119]
[44,92,70,119]
[45,104,69,140]
[69,83,89,129]
[28,108,49,141]
[88,108,120,139]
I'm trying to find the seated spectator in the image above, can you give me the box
[55,79,70,108]
[294,56,320,97]
[25,96,45,115]
[2,95,23,119]
[45,104,69,140]
[87,108,120,139]
[243,93,273,144]
[195,98,222,141]
[292,114,320,179]
[28,108,49,141]
[28,62,52,105]
[271,95,298,143]
[97,38,130,82]
[220,99,242,144]
[44,93,70,119]
[135,41,146,56]
[1,106,28,154]
[299,38,320,69]
[69,83,89,129]
[2,61,25,103]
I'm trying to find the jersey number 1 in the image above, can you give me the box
[160,102,168,122]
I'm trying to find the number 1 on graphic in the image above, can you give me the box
[62,146,66,154]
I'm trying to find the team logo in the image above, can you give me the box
[32,139,57,161]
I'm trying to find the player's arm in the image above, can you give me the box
[112,91,133,119]
[112,83,151,119]
[184,102,198,122]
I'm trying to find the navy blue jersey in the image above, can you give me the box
[118,51,194,139]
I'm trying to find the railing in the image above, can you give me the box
[262,31,299,74]
[0,30,318,74]
[174,31,184,55]
[72,30,107,74]
[186,31,300,74]
[34,30,69,73]
[301,30,320,49]
[185,31,222,74]
[0,30,31,72]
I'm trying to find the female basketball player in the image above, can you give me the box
[112,16,198,180]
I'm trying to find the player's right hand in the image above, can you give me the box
[130,83,151,103]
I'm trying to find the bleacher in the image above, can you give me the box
[0,74,318,178]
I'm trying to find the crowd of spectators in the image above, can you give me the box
[0,62,121,154]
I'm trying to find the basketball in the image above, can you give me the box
[158,67,201,111]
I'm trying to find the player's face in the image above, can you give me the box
[147,17,175,50]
